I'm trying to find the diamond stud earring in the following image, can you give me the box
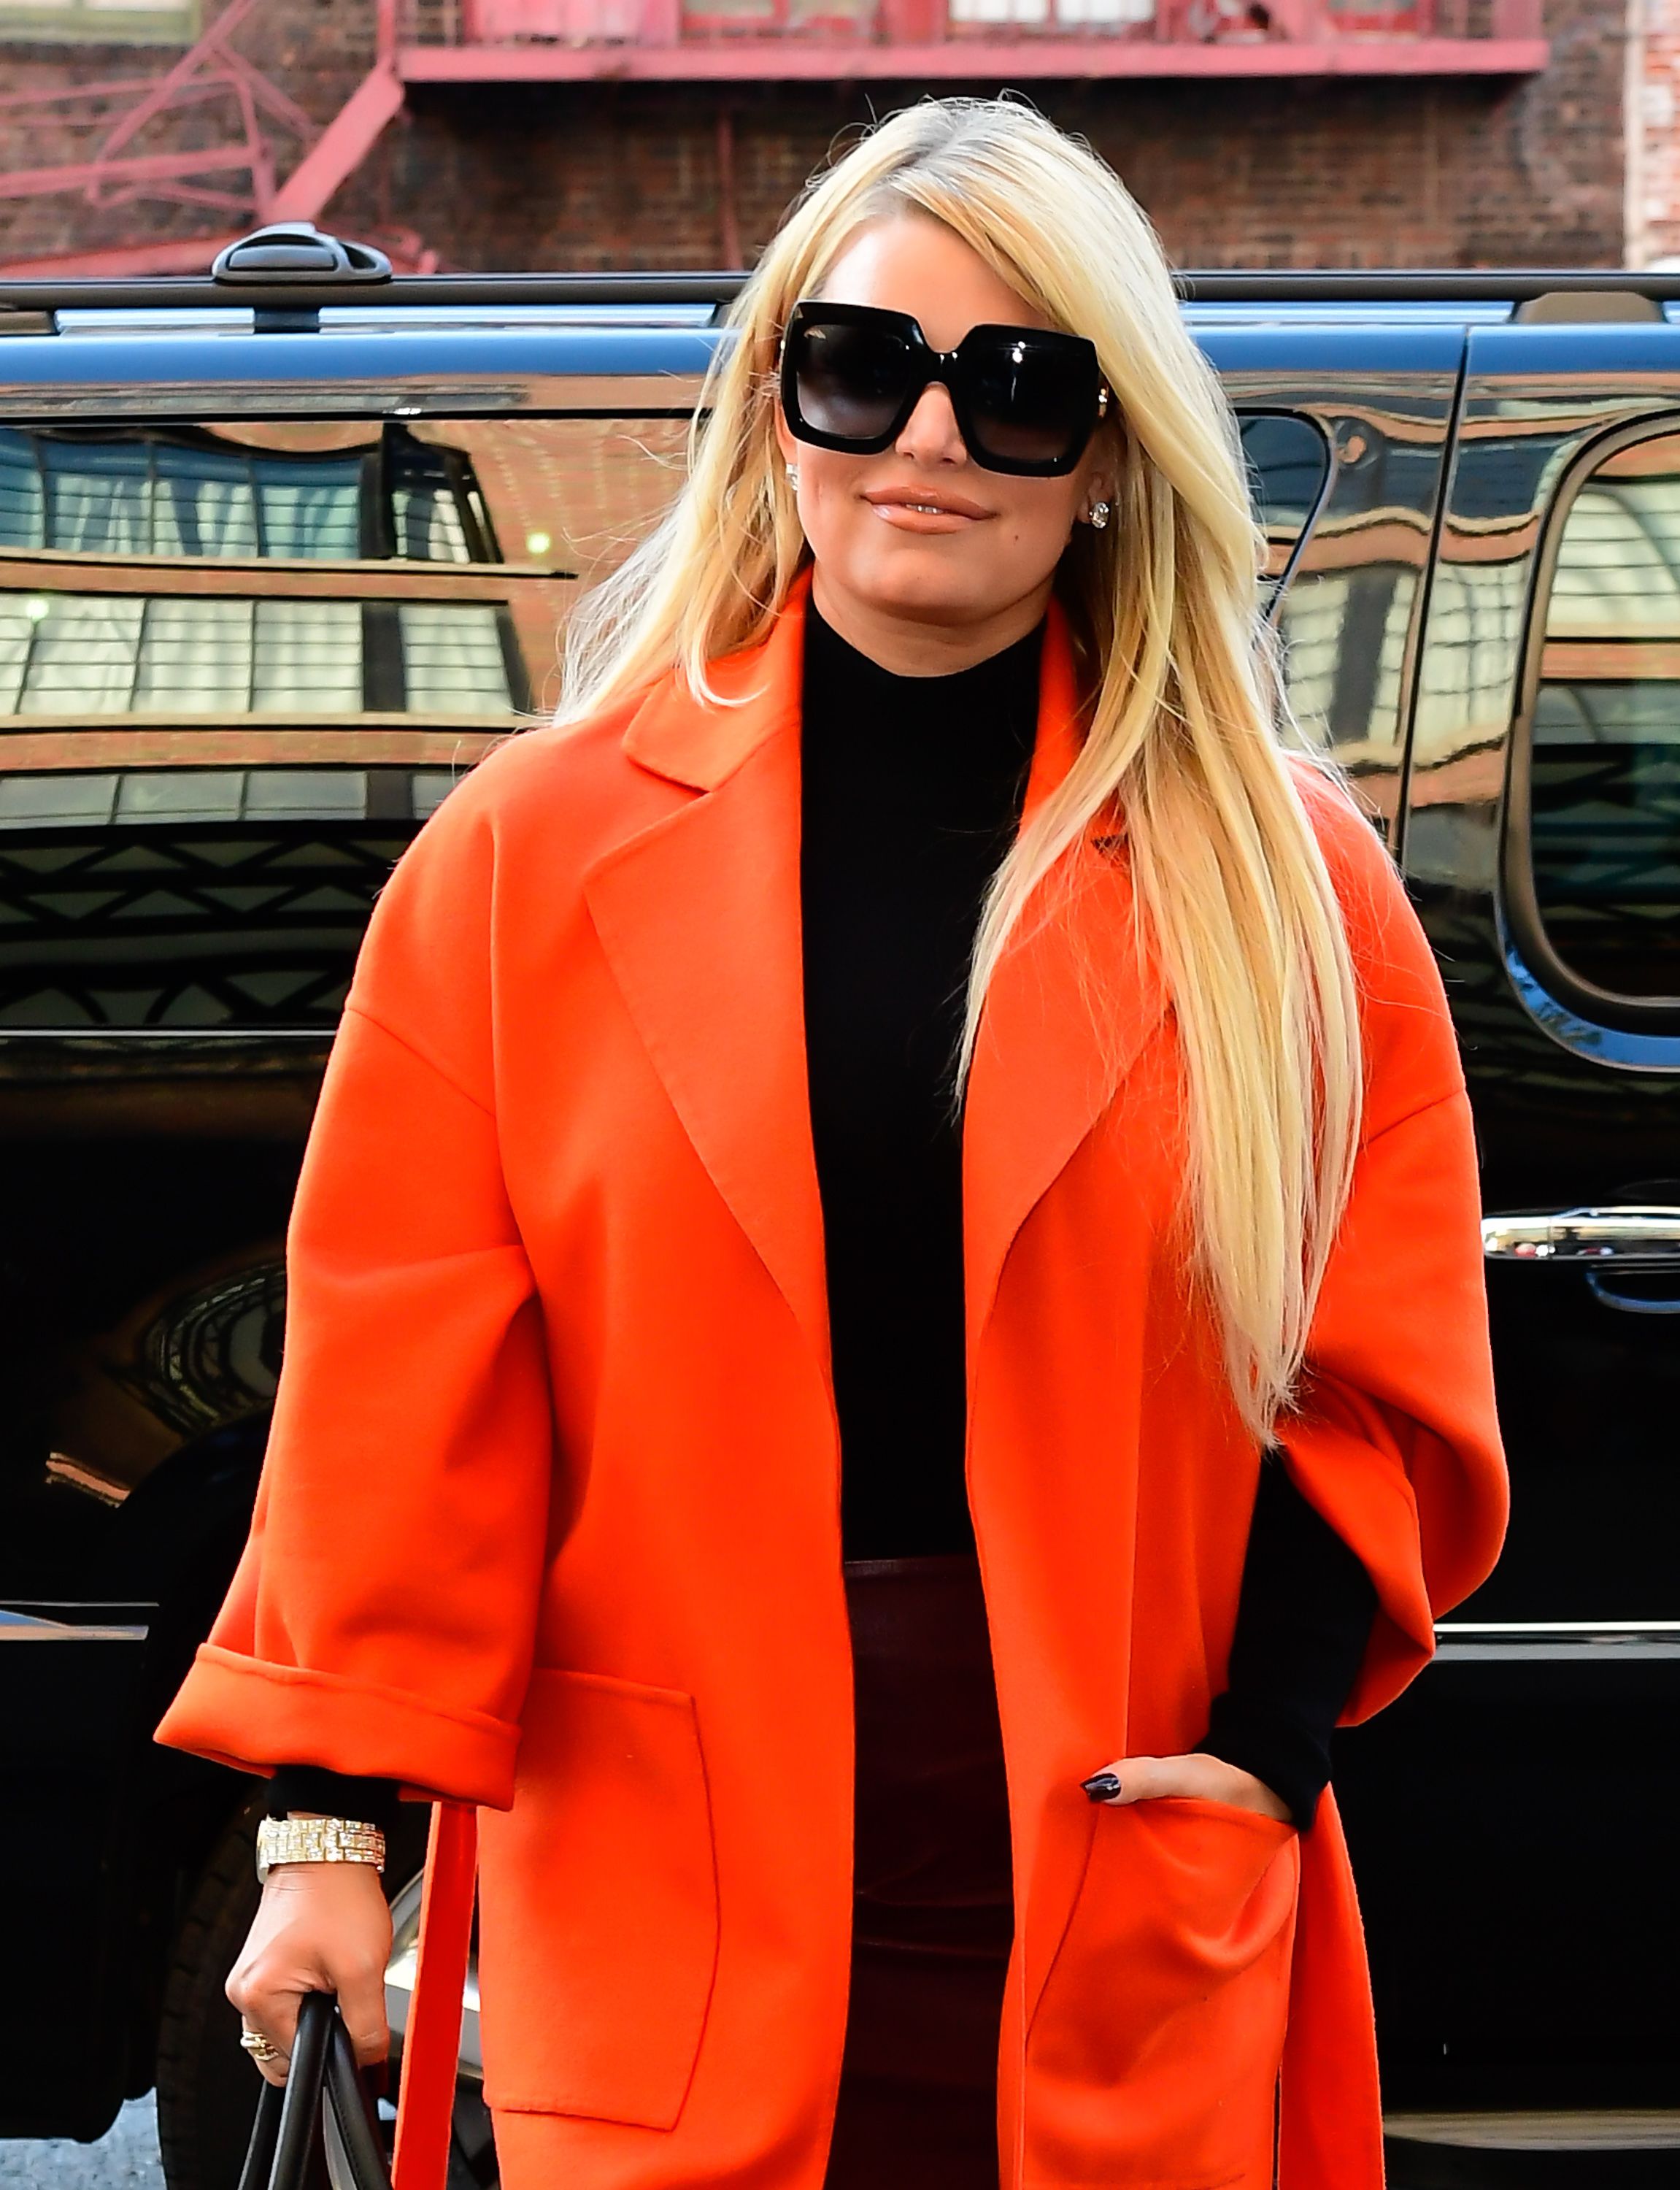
[1088,500,1111,531]
[785,462,801,491]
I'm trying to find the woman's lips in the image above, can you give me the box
[863,490,992,534]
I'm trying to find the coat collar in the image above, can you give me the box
[619,568,1080,804]
[585,573,1168,1388]
[620,587,805,794]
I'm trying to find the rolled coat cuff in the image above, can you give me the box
[155,1642,520,1810]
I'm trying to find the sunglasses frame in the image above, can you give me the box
[778,299,1111,479]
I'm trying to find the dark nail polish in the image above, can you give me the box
[1081,1772,1122,1802]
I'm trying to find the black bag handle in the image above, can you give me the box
[237,1992,392,2190]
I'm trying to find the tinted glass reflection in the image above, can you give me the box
[0,767,461,1033]
[0,423,517,724]
[0,426,472,564]
[0,412,694,1035]
[1533,431,1680,1002]
[0,595,512,719]
[1239,411,1331,539]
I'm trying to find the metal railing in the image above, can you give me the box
[0,0,1552,281]
[392,0,1544,47]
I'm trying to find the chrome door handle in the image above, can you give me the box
[1481,1206,1680,1265]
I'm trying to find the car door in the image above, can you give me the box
[0,314,714,2142]
[1371,316,1680,2132]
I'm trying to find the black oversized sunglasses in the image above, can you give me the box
[778,300,1111,478]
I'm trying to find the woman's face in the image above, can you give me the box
[775,211,1116,672]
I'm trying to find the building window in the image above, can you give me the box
[0,410,692,1031]
[946,0,1153,24]
[0,425,486,564]
[0,423,519,722]
[0,595,515,718]
[0,0,197,42]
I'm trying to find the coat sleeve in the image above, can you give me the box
[153,757,555,1810]
[1272,776,1510,1725]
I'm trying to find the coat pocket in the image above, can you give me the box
[476,1667,720,2127]
[1025,1796,1300,2188]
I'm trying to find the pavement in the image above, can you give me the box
[5,2098,1676,2189]
[0,2097,164,2189]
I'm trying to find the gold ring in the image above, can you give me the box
[239,2026,284,2064]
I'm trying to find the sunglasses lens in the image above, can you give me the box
[965,337,1098,469]
[790,318,915,445]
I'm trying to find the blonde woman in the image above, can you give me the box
[158,97,1508,2190]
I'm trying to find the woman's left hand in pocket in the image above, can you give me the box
[1080,1751,1292,1823]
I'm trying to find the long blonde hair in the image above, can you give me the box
[558,97,1363,1441]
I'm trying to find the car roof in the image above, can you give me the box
[3,266,1680,331]
[0,270,1671,405]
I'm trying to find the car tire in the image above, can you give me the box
[153,1794,484,2190]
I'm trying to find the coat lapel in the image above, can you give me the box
[584,574,1169,1391]
[582,591,831,1373]
[961,610,1168,1372]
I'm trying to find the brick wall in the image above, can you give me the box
[1632,0,1680,264]
[0,0,1633,273]
[0,1,370,266]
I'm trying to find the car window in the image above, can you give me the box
[1510,424,1680,1022]
[0,423,525,721]
[0,414,687,1034]
[0,404,1333,1040]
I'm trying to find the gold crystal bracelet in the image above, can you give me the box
[255,1815,388,1886]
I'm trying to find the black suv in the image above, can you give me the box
[1,237,1676,2189]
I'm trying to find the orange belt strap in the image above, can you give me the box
[391,1801,479,2190]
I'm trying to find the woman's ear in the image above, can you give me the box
[774,404,799,471]
[1087,418,1123,512]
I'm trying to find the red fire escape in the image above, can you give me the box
[0,0,420,278]
[0,0,1549,278]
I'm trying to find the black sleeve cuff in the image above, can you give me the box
[1199,1690,1333,1829]
[1195,1450,1379,1829]
[265,1765,404,1834]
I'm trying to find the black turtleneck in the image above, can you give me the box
[801,600,1040,1561]
[268,597,1376,1838]
[795,597,1377,1826]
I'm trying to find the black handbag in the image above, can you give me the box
[236,1991,392,2190]
[237,1802,479,2190]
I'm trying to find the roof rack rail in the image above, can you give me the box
[1,262,1679,318]
[0,271,750,318]
[1173,269,1680,304]
[211,223,392,286]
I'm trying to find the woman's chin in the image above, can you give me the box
[831,554,1020,629]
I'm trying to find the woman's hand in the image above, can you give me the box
[1080,1751,1293,1824]
[226,1853,394,2087]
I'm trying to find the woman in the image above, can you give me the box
[156,98,1508,2190]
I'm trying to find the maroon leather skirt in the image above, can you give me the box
[823,1555,1014,2190]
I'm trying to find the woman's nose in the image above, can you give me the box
[893,380,968,466]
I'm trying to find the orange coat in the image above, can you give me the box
[157,577,1508,2190]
